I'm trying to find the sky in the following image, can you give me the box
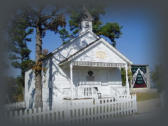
[12,7,159,77]
[100,8,159,69]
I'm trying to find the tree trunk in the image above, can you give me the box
[34,25,43,108]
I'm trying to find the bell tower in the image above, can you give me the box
[79,7,93,35]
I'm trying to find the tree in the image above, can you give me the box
[68,8,122,47]
[59,28,70,44]
[121,68,132,87]
[100,23,122,47]
[68,8,105,37]
[121,68,126,86]
[19,5,66,108]
[8,17,35,101]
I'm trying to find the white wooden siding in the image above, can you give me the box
[75,42,126,64]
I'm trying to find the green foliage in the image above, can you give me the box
[8,14,35,102]
[8,21,35,77]
[68,8,105,37]
[69,10,81,32]
[20,6,66,38]
[67,8,122,47]
[17,5,66,107]
[92,20,102,35]
[59,28,70,44]
[121,68,132,87]
[121,68,126,86]
[100,23,122,47]
[128,68,133,86]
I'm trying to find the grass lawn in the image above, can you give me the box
[135,92,160,101]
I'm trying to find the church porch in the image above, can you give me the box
[60,61,130,99]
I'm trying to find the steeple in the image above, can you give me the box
[81,6,93,21]
[79,6,93,35]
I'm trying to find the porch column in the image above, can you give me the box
[70,62,74,99]
[125,64,130,95]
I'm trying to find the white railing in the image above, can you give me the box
[79,81,101,85]
[2,94,137,124]
[5,102,26,110]
[76,86,98,98]
[78,81,122,86]
[76,84,128,99]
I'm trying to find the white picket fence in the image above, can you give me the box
[2,94,137,124]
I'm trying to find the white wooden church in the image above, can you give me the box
[24,9,133,109]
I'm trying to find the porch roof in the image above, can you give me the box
[61,61,126,68]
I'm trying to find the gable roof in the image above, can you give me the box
[101,38,133,64]
[59,38,100,65]
[52,31,99,54]
[25,32,133,73]
[43,31,99,61]
[59,38,133,65]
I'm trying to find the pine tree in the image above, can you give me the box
[18,5,66,108]
[100,23,122,47]
[8,16,35,101]
[59,28,70,44]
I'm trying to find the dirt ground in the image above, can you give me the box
[137,98,161,114]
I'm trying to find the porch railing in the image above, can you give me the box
[75,82,127,99]
[79,81,101,85]
[76,86,98,98]
[78,81,122,86]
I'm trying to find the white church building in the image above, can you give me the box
[24,9,133,109]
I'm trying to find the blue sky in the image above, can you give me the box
[100,8,159,69]
[25,7,159,73]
